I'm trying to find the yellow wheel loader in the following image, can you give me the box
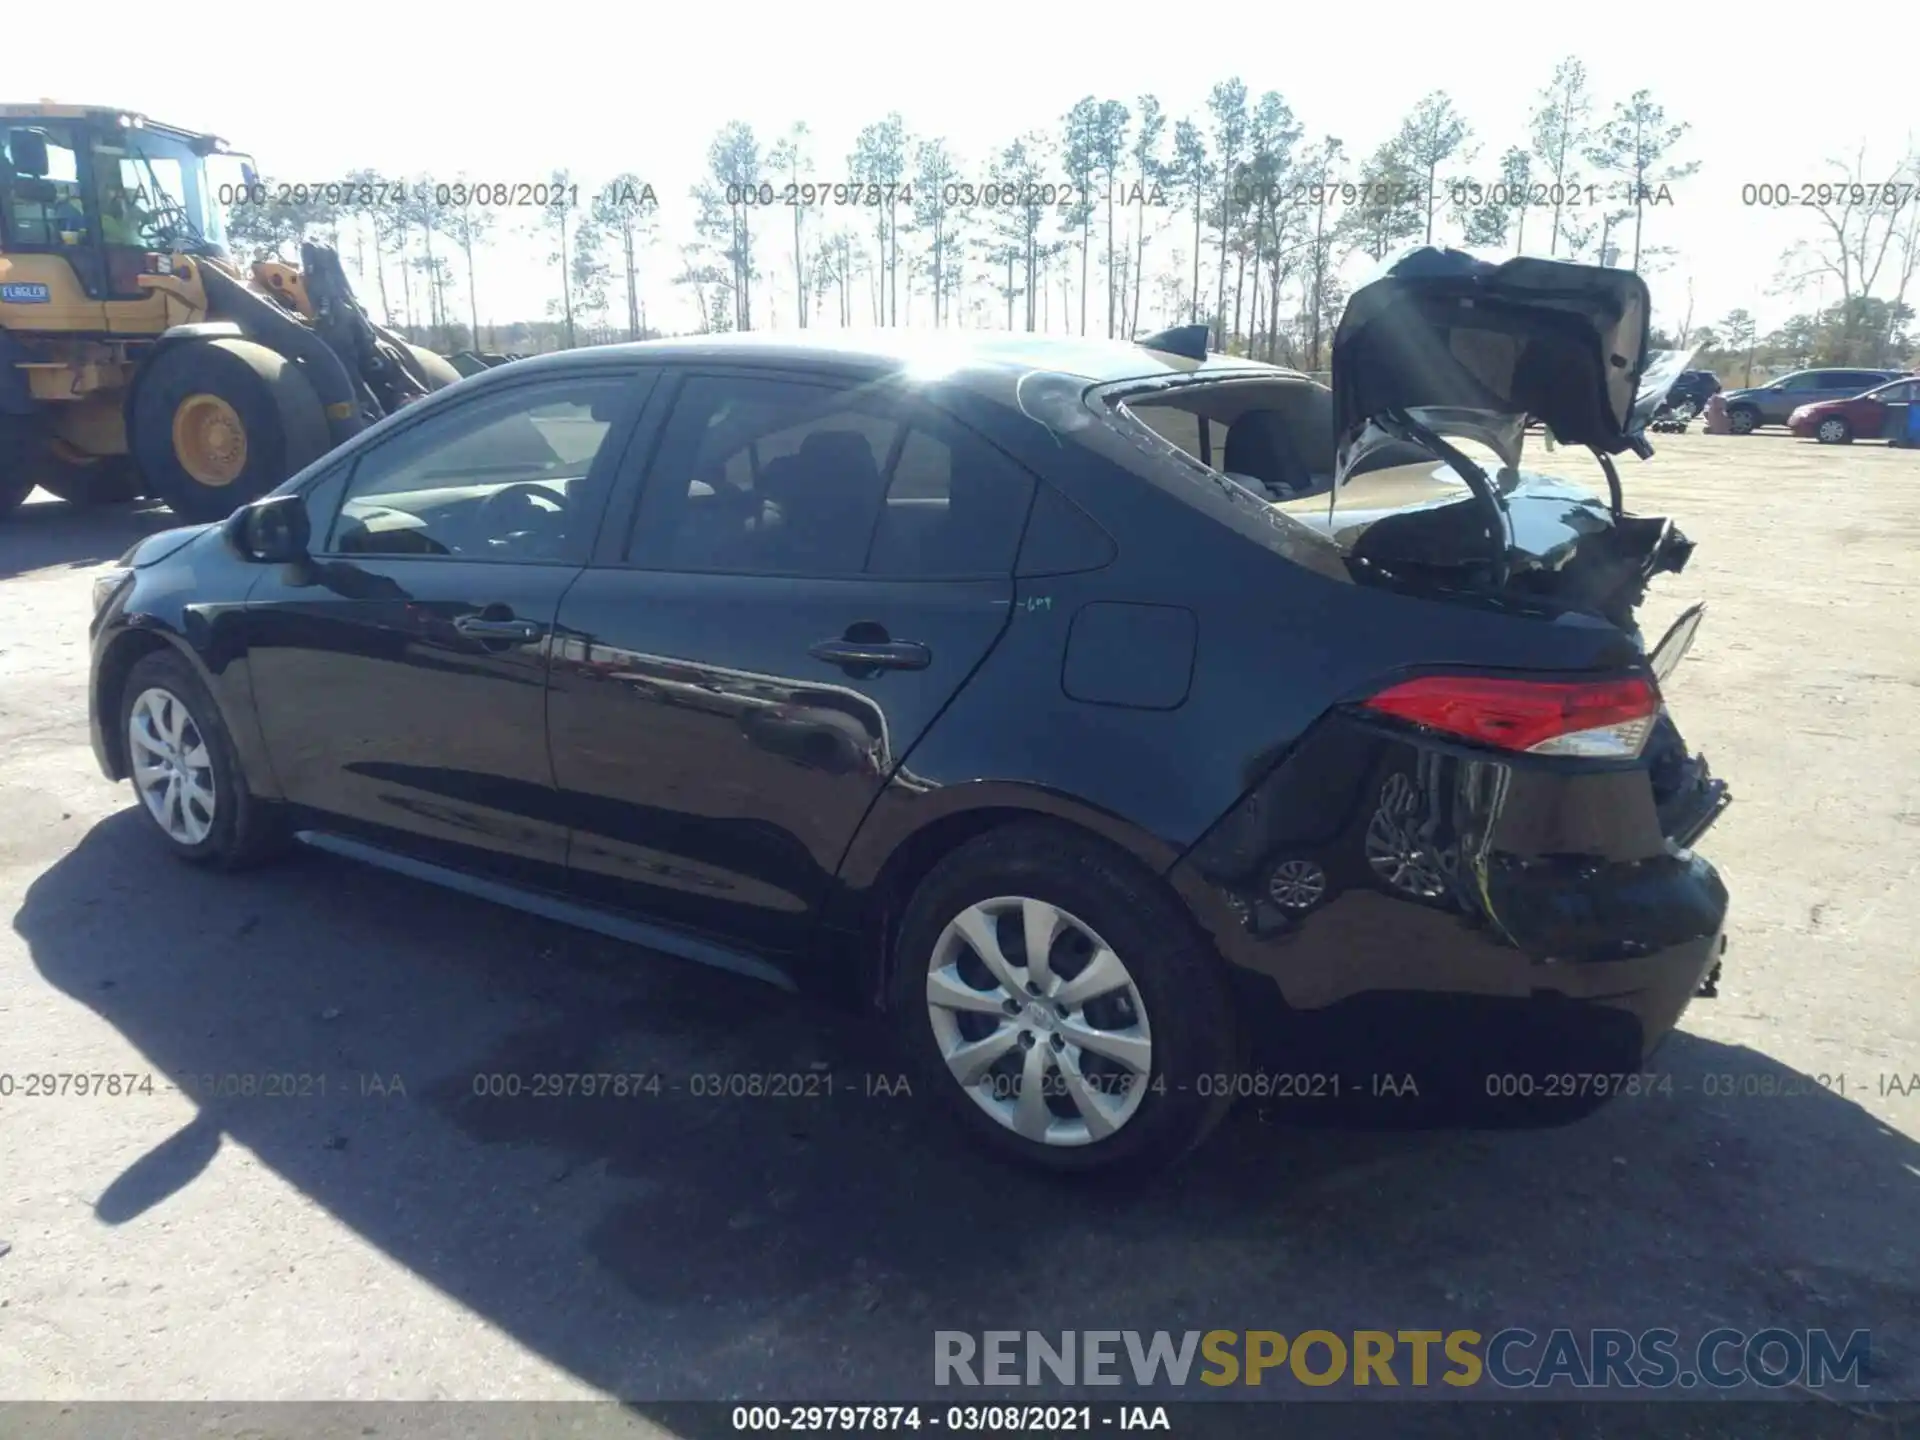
[0,103,459,523]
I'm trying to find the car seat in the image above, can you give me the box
[1222,411,1315,498]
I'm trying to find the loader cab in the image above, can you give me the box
[2,107,235,303]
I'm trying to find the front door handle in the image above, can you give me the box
[455,615,542,642]
[808,638,931,672]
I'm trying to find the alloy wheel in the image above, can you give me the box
[128,687,217,846]
[1365,771,1451,899]
[1816,418,1850,444]
[1267,858,1329,912]
[924,896,1153,1147]
[1729,409,1757,435]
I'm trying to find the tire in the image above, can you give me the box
[118,648,289,869]
[1814,416,1853,444]
[35,452,142,506]
[0,468,30,518]
[1727,405,1760,435]
[888,821,1242,1176]
[402,341,462,391]
[131,338,329,524]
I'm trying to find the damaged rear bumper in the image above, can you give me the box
[1169,712,1731,1072]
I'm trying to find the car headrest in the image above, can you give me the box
[756,453,806,499]
[798,429,882,481]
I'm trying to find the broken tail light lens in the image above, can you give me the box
[1362,674,1659,759]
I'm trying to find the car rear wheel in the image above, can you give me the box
[889,821,1241,1175]
[119,650,288,868]
[1815,416,1853,444]
[1727,405,1760,435]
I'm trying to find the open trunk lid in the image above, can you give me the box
[1280,246,1704,633]
[1308,248,1731,853]
[1331,246,1653,457]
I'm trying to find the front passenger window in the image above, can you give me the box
[325,376,633,562]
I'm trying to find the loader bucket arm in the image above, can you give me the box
[299,242,433,418]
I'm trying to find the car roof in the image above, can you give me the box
[467,329,1297,390]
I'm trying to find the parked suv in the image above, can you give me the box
[1666,369,1721,410]
[1721,368,1904,433]
[87,250,1732,1175]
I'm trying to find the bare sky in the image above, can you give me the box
[28,0,1920,337]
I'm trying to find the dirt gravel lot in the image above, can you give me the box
[1,430,1916,1429]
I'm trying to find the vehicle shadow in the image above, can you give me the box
[0,495,180,578]
[16,811,1920,1409]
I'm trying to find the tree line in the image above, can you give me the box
[225,61,1919,373]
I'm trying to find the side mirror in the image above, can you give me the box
[225,493,310,563]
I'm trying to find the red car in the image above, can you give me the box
[1789,375,1920,443]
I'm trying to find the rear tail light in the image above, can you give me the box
[1362,674,1660,759]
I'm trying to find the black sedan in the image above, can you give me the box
[87,249,1732,1174]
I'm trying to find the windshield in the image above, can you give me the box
[88,127,229,252]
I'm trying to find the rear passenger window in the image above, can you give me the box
[865,424,1034,578]
[1016,482,1116,576]
[630,373,1034,579]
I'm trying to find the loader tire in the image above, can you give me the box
[0,416,129,512]
[35,452,142,507]
[0,416,42,518]
[132,338,331,524]
[401,342,462,392]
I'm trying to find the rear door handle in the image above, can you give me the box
[808,639,931,671]
[455,616,542,641]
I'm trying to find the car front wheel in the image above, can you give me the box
[1728,406,1760,435]
[1815,416,1853,444]
[119,650,288,868]
[890,822,1241,1175]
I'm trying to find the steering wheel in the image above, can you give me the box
[470,481,567,555]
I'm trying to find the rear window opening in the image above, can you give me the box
[1117,378,1338,503]
[1108,373,1697,639]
